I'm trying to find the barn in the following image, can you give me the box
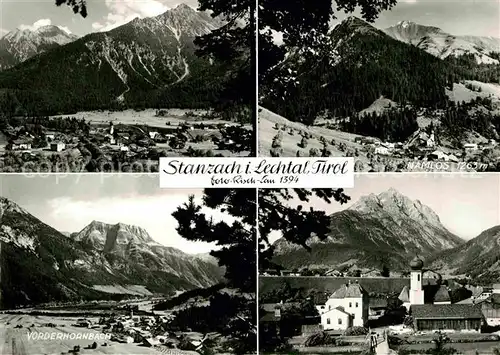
[410,304,483,332]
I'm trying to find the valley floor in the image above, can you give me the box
[0,314,164,355]
[0,108,251,172]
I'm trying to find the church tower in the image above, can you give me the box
[409,256,424,305]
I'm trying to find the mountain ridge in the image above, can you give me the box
[272,189,464,271]
[0,3,228,113]
[0,25,78,70]
[0,197,223,309]
[383,20,500,64]
[429,225,500,282]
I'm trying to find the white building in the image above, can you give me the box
[321,281,369,328]
[320,307,352,331]
[50,142,66,152]
[427,133,436,148]
[478,288,493,300]
[464,143,478,151]
[45,132,56,141]
[492,284,500,294]
[430,150,449,161]
[375,146,390,155]
[149,131,159,139]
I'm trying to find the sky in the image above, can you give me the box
[1,0,497,39]
[267,173,500,243]
[0,174,234,254]
[0,0,200,37]
[330,0,500,37]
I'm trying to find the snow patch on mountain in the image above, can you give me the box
[384,21,500,64]
[0,25,78,70]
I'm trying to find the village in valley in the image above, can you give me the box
[259,107,496,173]
[258,175,500,354]
[0,109,251,172]
[0,178,256,355]
[0,294,248,355]
[260,258,500,355]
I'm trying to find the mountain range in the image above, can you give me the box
[383,21,500,65]
[272,188,468,271]
[0,197,223,309]
[0,25,78,70]
[429,226,500,282]
[0,3,228,113]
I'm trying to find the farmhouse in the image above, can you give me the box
[405,129,431,149]
[464,143,478,151]
[45,131,57,140]
[410,304,483,332]
[428,150,450,162]
[476,294,500,326]
[9,139,32,151]
[149,131,159,139]
[375,146,390,155]
[50,142,66,152]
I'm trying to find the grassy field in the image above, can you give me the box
[0,313,163,355]
[51,109,243,129]
[259,276,410,296]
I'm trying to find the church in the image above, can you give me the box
[400,256,483,332]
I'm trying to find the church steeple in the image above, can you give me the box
[409,255,424,305]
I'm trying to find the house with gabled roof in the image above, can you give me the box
[321,306,352,331]
[321,280,369,328]
[475,294,500,327]
[434,285,452,305]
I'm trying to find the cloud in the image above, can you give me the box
[19,19,52,31]
[92,0,172,32]
[18,19,72,34]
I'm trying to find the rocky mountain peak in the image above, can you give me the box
[333,16,380,38]
[397,20,414,28]
[73,220,156,251]
[171,3,196,13]
[349,189,442,226]
[0,24,78,70]
[0,197,29,215]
